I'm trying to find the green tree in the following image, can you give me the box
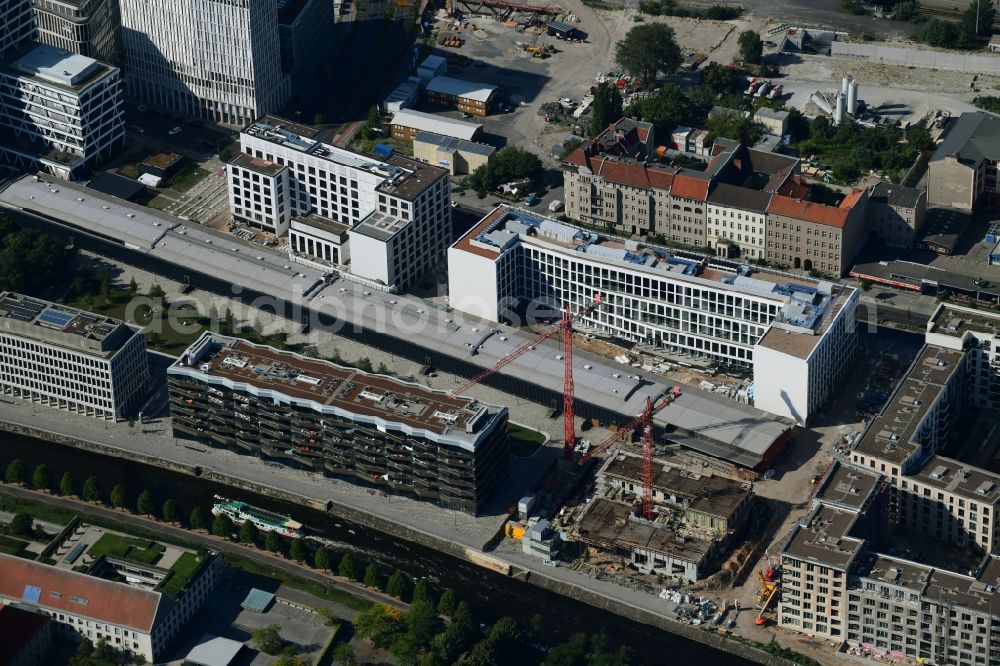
[265,530,284,554]
[98,264,112,305]
[240,520,259,544]
[31,464,53,491]
[314,546,331,571]
[8,511,32,536]
[94,637,115,661]
[110,483,127,509]
[707,108,764,145]
[136,489,154,516]
[614,23,682,85]
[387,569,413,600]
[412,578,434,605]
[333,643,358,666]
[737,29,763,64]
[405,599,442,647]
[190,506,207,531]
[76,637,95,658]
[338,552,358,579]
[437,588,457,617]
[0,229,75,295]
[589,82,624,137]
[5,459,26,485]
[59,472,77,497]
[289,538,305,562]
[963,0,993,37]
[699,62,738,94]
[453,601,475,637]
[542,633,587,666]
[251,625,285,655]
[391,635,420,666]
[162,498,179,523]
[355,604,406,648]
[624,84,691,135]
[82,476,103,503]
[212,513,233,537]
[364,563,383,588]
[356,357,374,372]
[127,276,138,297]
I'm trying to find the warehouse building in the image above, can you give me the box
[424,75,497,116]
[448,205,858,424]
[168,333,510,513]
[0,292,149,421]
[412,132,494,175]
[389,108,483,142]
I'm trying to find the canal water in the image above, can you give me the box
[0,432,751,665]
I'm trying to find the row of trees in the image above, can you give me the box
[639,0,741,20]
[916,0,993,49]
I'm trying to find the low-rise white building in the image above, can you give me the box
[448,206,858,424]
[232,115,451,290]
[0,44,123,179]
[0,292,149,420]
[288,213,350,271]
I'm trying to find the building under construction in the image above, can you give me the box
[571,453,753,582]
[167,333,510,513]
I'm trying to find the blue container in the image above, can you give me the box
[374,143,394,158]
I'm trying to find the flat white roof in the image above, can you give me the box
[184,635,243,666]
[13,44,104,87]
[390,109,482,141]
[426,76,497,103]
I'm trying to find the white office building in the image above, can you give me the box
[448,206,858,424]
[0,44,123,179]
[0,292,149,420]
[119,0,289,126]
[231,115,451,290]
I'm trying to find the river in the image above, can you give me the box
[0,432,751,665]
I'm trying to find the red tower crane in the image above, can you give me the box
[581,386,683,519]
[449,295,603,458]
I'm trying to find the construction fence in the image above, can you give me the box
[831,41,1000,75]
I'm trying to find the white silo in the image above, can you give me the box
[841,74,852,96]
[848,80,859,114]
[834,92,845,124]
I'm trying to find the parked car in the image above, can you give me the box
[168,126,182,136]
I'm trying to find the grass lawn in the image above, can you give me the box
[221,552,373,612]
[0,494,77,525]
[508,423,545,457]
[168,166,209,193]
[159,551,207,597]
[0,534,27,556]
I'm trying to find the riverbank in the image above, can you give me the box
[0,404,805,666]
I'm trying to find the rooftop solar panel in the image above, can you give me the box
[38,309,75,328]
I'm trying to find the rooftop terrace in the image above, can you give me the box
[172,333,501,449]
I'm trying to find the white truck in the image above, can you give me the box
[548,199,564,212]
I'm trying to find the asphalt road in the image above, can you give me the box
[0,483,403,611]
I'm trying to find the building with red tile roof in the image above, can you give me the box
[0,549,220,663]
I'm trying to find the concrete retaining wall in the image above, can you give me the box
[831,41,1000,74]
[0,419,798,666]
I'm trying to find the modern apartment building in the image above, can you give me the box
[168,333,510,513]
[564,119,869,276]
[866,181,927,249]
[424,76,497,116]
[927,111,1000,212]
[0,292,149,420]
[926,303,1000,410]
[0,43,123,179]
[0,0,35,58]
[0,551,220,662]
[32,0,121,64]
[230,115,451,290]
[448,205,858,424]
[119,0,289,126]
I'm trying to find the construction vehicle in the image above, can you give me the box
[440,35,465,47]
[521,43,554,58]
[449,295,604,458]
[754,556,781,626]
[580,386,683,519]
